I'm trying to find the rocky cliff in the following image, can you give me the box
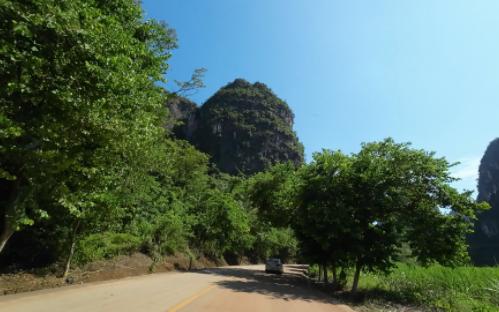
[469,138,499,265]
[166,79,304,175]
[167,95,198,140]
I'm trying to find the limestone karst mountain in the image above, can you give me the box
[469,138,499,265]
[167,79,304,175]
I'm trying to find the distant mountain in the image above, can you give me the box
[166,79,304,175]
[469,138,499,265]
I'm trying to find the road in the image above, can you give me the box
[0,265,355,312]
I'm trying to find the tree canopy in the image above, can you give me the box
[0,0,175,255]
[291,139,489,292]
[0,0,263,274]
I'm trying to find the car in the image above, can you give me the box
[265,258,284,274]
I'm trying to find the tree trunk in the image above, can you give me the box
[318,264,322,282]
[0,226,14,254]
[323,264,328,284]
[0,180,20,255]
[62,221,80,278]
[351,262,362,293]
[332,263,338,285]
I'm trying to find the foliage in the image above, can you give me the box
[135,211,189,261]
[294,150,352,271]
[294,139,489,292]
[0,0,262,274]
[245,163,299,227]
[189,188,253,258]
[75,232,142,264]
[253,227,298,263]
[0,0,175,255]
[173,68,207,96]
[0,4,492,306]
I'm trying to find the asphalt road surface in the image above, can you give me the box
[0,265,355,312]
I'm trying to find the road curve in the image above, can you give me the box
[0,265,355,312]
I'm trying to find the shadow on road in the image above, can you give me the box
[198,265,338,304]
[285,264,309,270]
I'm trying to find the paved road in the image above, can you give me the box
[0,265,355,312]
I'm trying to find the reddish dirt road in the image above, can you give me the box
[0,265,355,312]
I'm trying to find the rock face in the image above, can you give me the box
[469,138,499,265]
[167,96,198,140]
[166,79,304,175]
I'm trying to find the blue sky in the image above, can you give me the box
[142,0,499,193]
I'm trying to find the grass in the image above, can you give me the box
[309,264,499,311]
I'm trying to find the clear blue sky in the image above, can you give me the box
[142,0,499,192]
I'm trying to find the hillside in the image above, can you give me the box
[167,79,304,175]
[469,138,499,265]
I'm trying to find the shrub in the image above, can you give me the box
[138,212,189,261]
[75,232,141,264]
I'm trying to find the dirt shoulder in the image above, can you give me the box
[0,252,225,295]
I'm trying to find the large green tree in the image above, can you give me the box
[294,150,353,285]
[345,139,488,292]
[0,0,175,256]
[295,139,489,292]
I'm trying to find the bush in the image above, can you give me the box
[190,189,253,259]
[307,263,319,278]
[75,232,142,264]
[139,213,189,261]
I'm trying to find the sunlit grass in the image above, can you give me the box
[357,264,499,311]
[308,263,499,311]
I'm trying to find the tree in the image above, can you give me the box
[253,226,298,263]
[189,187,253,259]
[294,150,353,285]
[246,163,299,227]
[294,139,489,293]
[172,68,207,97]
[347,139,488,292]
[0,0,175,256]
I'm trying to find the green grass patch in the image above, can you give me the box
[357,264,499,311]
[308,263,499,311]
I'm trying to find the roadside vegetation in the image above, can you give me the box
[1,2,497,312]
[0,0,296,276]
[309,263,499,311]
